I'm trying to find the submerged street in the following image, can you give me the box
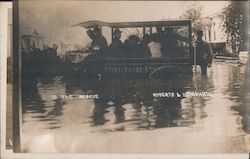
[20,61,250,153]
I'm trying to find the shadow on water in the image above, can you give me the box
[63,74,207,131]
[21,64,224,134]
[22,71,218,132]
[21,62,250,154]
[226,68,250,134]
[26,63,250,134]
[22,74,65,129]
[22,75,46,115]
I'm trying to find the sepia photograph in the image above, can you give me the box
[10,0,250,156]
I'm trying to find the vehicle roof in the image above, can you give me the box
[72,19,191,29]
[72,20,108,28]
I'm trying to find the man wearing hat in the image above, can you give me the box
[111,29,123,47]
[108,29,124,58]
[195,30,213,75]
[92,27,108,53]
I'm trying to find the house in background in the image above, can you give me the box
[203,9,227,55]
[21,30,44,53]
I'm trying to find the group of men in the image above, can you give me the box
[86,26,213,75]
[108,26,183,58]
[150,26,184,57]
[86,27,150,58]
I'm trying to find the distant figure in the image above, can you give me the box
[108,29,124,58]
[195,30,213,75]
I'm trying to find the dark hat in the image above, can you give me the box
[114,29,122,34]
[156,26,163,32]
[197,30,203,36]
[87,29,93,34]
[128,35,140,42]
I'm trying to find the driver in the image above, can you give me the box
[86,28,108,53]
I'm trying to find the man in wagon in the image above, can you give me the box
[148,26,164,58]
[110,29,123,47]
[153,26,165,43]
[195,30,213,75]
[86,28,108,54]
[86,29,96,52]
[108,29,124,58]
[161,27,179,57]
[93,27,108,52]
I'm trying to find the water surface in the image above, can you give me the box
[21,62,250,153]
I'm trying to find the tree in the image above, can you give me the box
[182,2,204,33]
[222,1,248,53]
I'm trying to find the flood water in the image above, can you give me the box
[21,61,250,153]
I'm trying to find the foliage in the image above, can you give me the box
[222,1,248,52]
[182,2,204,33]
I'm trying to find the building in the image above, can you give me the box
[204,10,227,43]
[21,30,44,53]
[203,9,227,55]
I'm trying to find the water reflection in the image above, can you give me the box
[23,72,207,131]
[226,67,250,133]
[22,75,46,115]
[22,75,65,129]
[21,64,249,133]
[92,98,110,125]
[63,75,201,131]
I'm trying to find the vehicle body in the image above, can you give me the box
[71,20,193,78]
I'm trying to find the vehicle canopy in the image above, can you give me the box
[72,19,191,28]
